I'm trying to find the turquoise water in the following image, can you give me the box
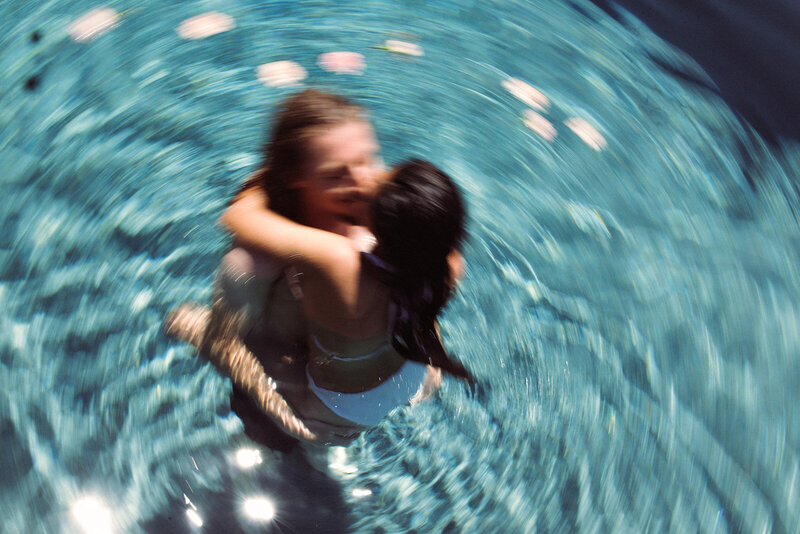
[2,1,799,532]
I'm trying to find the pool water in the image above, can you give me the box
[2,1,799,532]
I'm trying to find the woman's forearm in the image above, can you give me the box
[219,188,357,275]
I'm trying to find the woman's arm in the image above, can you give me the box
[164,303,358,444]
[219,190,359,279]
[409,366,443,405]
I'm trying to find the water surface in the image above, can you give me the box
[1,1,799,532]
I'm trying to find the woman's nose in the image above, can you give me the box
[349,164,378,189]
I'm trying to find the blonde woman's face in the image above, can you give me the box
[299,120,384,227]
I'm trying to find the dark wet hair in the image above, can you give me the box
[367,159,472,381]
[244,89,365,221]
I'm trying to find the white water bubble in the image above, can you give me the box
[11,322,29,351]
[71,496,114,534]
[176,12,235,40]
[384,40,424,56]
[68,8,119,43]
[564,117,607,151]
[186,508,203,527]
[243,497,275,521]
[235,448,263,469]
[131,290,152,313]
[503,77,550,111]
[318,52,366,74]
[523,109,557,141]
[256,61,306,88]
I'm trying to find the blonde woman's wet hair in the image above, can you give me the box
[252,89,365,222]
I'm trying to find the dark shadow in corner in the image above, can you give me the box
[586,0,800,144]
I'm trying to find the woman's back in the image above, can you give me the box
[296,255,391,338]
[288,253,410,395]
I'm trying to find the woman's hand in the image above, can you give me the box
[447,249,465,288]
[410,365,443,405]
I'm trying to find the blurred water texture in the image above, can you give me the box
[1,1,799,533]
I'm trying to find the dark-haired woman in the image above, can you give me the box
[218,160,472,431]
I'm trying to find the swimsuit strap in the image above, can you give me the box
[361,251,433,305]
[310,330,391,362]
[360,251,400,282]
